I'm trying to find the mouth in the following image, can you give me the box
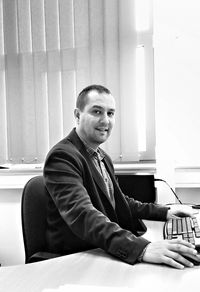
[96,128,108,133]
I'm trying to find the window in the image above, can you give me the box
[0,0,155,165]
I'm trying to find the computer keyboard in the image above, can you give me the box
[163,215,200,253]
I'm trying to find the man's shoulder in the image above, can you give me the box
[44,130,81,160]
[48,137,79,157]
[49,129,82,151]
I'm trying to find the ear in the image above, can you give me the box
[74,108,80,123]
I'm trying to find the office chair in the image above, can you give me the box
[21,175,60,264]
[116,174,156,203]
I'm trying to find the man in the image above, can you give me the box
[44,84,199,269]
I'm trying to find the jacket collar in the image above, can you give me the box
[67,128,86,152]
[67,128,115,210]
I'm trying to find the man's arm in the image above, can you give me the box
[44,146,150,265]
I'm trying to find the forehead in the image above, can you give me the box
[86,90,115,109]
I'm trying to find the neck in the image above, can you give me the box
[75,128,99,151]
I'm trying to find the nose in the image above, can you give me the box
[100,113,109,124]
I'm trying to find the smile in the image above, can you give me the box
[96,128,108,132]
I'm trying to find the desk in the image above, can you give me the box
[0,220,199,292]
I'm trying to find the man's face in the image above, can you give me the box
[75,90,116,149]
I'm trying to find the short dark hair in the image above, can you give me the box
[76,84,111,111]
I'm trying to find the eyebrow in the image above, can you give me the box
[91,105,115,112]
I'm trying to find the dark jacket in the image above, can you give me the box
[43,128,168,264]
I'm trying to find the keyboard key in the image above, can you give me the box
[195,231,200,238]
[182,218,187,233]
[172,219,177,235]
[177,219,182,234]
[186,217,193,232]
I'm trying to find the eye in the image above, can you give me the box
[92,109,102,115]
[108,111,115,117]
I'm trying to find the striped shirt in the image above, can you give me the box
[79,138,115,208]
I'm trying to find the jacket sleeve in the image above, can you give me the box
[126,196,169,221]
[44,146,150,265]
[103,151,169,223]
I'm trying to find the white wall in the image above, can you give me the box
[153,0,200,205]
[154,0,200,171]
[0,188,25,266]
[0,173,38,266]
[176,188,200,205]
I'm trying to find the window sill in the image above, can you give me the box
[0,162,156,189]
[0,164,43,189]
[114,162,156,174]
[0,163,200,189]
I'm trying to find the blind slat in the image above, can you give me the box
[47,51,63,147]
[17,0,32,53]
[45,0,60,50]
[33,52,49,160]
[5,54,23,162]
[0,72,7,162]
[0,0,7,162]
[0,0,4,54]
[74,0,89,47]
[102,0,121,159]
[20,54,37,160]
[119,0,139,161]
[59,0,74,49]
[61,71,76,136]
[89,0,104,84]
[3,0,18,53]
[74,0,90,93]
[31,0,46,52]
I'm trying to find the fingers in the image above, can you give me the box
[168,238,195,247]
[163,245,200,269]
[164,239,198,269]
[163,250,194,269]
[142,239,198,269]
[181,253,200,264]
[167,239,197,256]
[167,205,195,219]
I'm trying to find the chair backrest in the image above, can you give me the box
[116,174,156,203]
[21,175,48,263]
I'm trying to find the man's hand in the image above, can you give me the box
[167,205,196,220]
[142,239,200,269]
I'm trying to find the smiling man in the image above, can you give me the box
[74,86,115,149]
[44,84,200,269]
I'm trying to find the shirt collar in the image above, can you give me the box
[76,131,105,160]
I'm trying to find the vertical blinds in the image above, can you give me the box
[0,0,155,164]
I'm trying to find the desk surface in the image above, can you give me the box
[0,220,199,292]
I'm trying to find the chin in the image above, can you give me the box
[95,132,110,144]
[99,137,109,144]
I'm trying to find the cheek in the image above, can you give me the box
[110,119,115,128]
[81,117,95,130]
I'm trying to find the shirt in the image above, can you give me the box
[78,136,115,208]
